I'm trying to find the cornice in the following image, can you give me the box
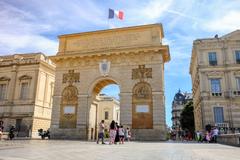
[50,45,170,63]
[58,23,164,38]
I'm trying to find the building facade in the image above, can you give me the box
[50,24,170,140]
[96,94,120,128]
[0,53,55,137]
[171,90,192,131]
[190,30,240,132]
[89,94,120,140]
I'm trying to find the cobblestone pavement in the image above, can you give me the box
[0,140,239,160]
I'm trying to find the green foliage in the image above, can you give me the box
[180,101,195,132]
[104,131,109,138]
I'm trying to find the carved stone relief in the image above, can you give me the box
[62,70,80,84]
[60,85,78,128]
[206,71,224,77]
[133,82,151,99]
[132,82,153,129]
[132,65,152,81]
[19,75,32,81]
[234,71,240,76]
[0,76,10,81]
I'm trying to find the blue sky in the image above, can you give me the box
[1,0,240,127]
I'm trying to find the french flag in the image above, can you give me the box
[108,8,124,20]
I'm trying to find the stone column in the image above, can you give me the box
[119,92,132,128]
[76,94,89,139]
[8,65,17,103]
[50,95,61,128]
[152,92,165,130]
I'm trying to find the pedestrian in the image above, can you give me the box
[125,127,131,142]
[196,131,201,142]
[203,131,210,143]
[119,125,125,144]
[96,120,105,144]
[0,127,3,141]
[211,127,219,143]
[9,126,15,140]
[114,123,120,144]
[109,120,116,145]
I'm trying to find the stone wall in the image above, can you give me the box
[218,134,240,147]
[32,118,51,138]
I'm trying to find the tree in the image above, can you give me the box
[180,101,195,132]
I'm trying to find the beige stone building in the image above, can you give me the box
[96,94,120,128]
[190,30,240,132]
[0,53,55,137]
[89,94,120,140]
[50,24,170,140]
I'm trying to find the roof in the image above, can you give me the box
[193,29,240,42]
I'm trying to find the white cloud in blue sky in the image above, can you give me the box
[0,0,240,126]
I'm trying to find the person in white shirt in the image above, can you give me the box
[97,120,105,144]
[211,127,219,143]
[118,125,125,144]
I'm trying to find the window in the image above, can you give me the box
[0,84,7,100]
[104,111,109,120]
[20,83,28,99]
[235,50,240,64]
[237,77,240,90]
[210,79,221,93]
[208,52,217,65]
[213,107,224,123]
[15,119,22,132]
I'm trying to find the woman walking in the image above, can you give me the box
[109,120,116,145]
[114,124,120,144]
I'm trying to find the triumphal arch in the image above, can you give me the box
[50,24,170,140]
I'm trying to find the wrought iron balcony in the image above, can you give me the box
[233,90,240,96]
[211,92,222,97]
[215,123,229,128]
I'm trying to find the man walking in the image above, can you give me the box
[97,120,105,144]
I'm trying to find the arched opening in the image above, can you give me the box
[88,78,120,140]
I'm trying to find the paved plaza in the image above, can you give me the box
[0,140,239,160]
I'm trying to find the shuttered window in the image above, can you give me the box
[0,84,7,100]
[235,50,240,64]
[210,79,221,93]
[208,52,217,65]
[20,83,28,99]
[104,111,109,120]
[214,107,224,123]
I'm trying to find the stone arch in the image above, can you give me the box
[88,76,120,96]
[132,81,153,129]
[87,76,120,140]
[60,85,78,128]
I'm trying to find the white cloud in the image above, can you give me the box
[0,0,106,55]
[204,11,240,32]
[141,0,173,20]
[0,33,58,55]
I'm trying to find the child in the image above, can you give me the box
[118,125,125,144]
[126,127,131,142]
